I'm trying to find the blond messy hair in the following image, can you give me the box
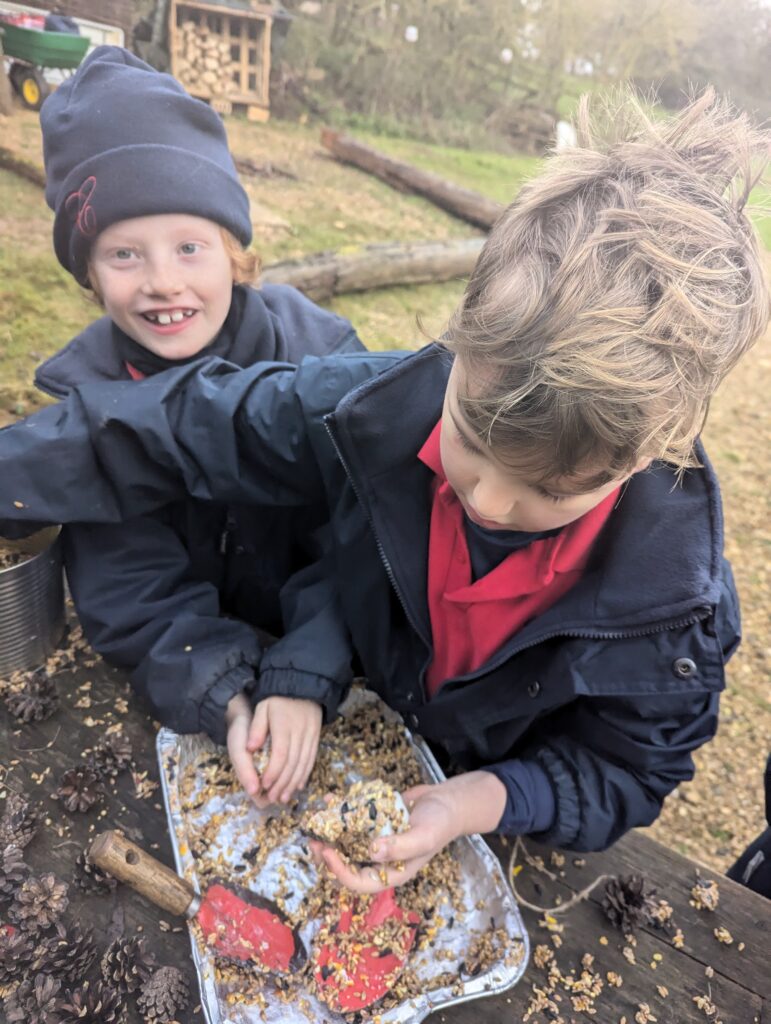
[445,88,770,486]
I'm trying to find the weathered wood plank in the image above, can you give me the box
[3,650,768,1024]
[523,833,771,1002]
[2,656,198,1023]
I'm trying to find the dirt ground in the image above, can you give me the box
[0,107,769,873]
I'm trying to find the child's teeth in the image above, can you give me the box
[157,313,172,325]
[170,311,185,323]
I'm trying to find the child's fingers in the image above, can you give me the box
[265,735,298,803]
[370,824,438,865]
[401,784,433,807]
[246,702,269,753]
[281,735,317,802]
[319,846,412,894]
[227,720,263,802]
[261,731,290,791]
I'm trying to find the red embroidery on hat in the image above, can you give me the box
[65,175,98,237]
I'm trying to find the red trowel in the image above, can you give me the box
[313,887,420,1013]
[89,831,305,974]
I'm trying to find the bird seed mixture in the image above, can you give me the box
[171,695,526,1022]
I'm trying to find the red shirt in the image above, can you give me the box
[418,422,618,698]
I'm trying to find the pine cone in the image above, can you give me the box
[32,921,97,982]
[602,873,657,934]
[137,965,190,1022]
[85,733,133,780]
[58,980,123,1024]
[0,792,40,849]
[3,971,62,1024]
[74,848,118,894]
[9,873,69,932]
[101,934,156,995]
[0,923,35,985]
[55,767,103,813]
[4,670,59,723]
[0,843,28,901]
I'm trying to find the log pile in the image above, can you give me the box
[172,21,234,98]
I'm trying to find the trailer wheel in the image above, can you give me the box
[10,65,48,110]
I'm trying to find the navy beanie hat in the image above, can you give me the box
[41,46,252,284]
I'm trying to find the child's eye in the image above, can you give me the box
[456,430,480,454]
[114,248,136,261]
[179,242,200,255]
[534,485,567,504]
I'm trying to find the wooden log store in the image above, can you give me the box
[169,0,275,120]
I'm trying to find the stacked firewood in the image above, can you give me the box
[173,21,235,97]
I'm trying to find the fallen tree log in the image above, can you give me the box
[321,129,504,230]
[0,146,46,188]
[260,237,484,301]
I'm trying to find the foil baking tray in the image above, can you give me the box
[157,689,529,1023]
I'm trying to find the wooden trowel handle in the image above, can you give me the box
[89,830,199,918]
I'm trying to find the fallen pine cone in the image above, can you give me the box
[0,923,35,985]
[101,934,157,995]
[0,843,28,901]
[3,971,62,1024]
[32,920,97,982]
[55,766,103,813]
[85,732,133,779]
[4,670,59,723]
[9,873,69,932]
[74,848,118,894]
[0,792,40,849]
[602,874,658,934]
[58,980,123,1024]
[137,965,190,1022]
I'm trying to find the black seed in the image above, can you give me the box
[340,802,350,815]
[377,946,393,957]
[368,801,378,821]
[234,864,246,873]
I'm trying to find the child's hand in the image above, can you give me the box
[310,771,507,894]
[225,693,322,807]
[247,695,322,807]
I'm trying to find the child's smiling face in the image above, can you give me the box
[89,213,234,360]
[439,360,647,533]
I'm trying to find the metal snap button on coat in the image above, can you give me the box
[527,681,541,698]
[673,657,697,678]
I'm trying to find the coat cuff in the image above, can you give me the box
[199,663,258,746]
[528,746,582,847]
[480,759,556,835]
[252,668,348,724]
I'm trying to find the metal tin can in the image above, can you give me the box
[0,527,65,676]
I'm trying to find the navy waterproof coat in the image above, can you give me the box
[32,283,363,743]
[0,345,741,849]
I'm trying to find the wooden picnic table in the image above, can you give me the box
[2,648,769,1023]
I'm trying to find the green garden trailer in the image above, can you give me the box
[1,20,89,110]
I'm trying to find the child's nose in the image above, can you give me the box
[142,261,184,297]
[470,478,517,521]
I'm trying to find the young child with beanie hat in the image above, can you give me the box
[33,45,364,805]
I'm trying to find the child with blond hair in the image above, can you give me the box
[1,89,768,878]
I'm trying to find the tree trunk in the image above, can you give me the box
[321,129,504,230]
[260,237,485,301]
